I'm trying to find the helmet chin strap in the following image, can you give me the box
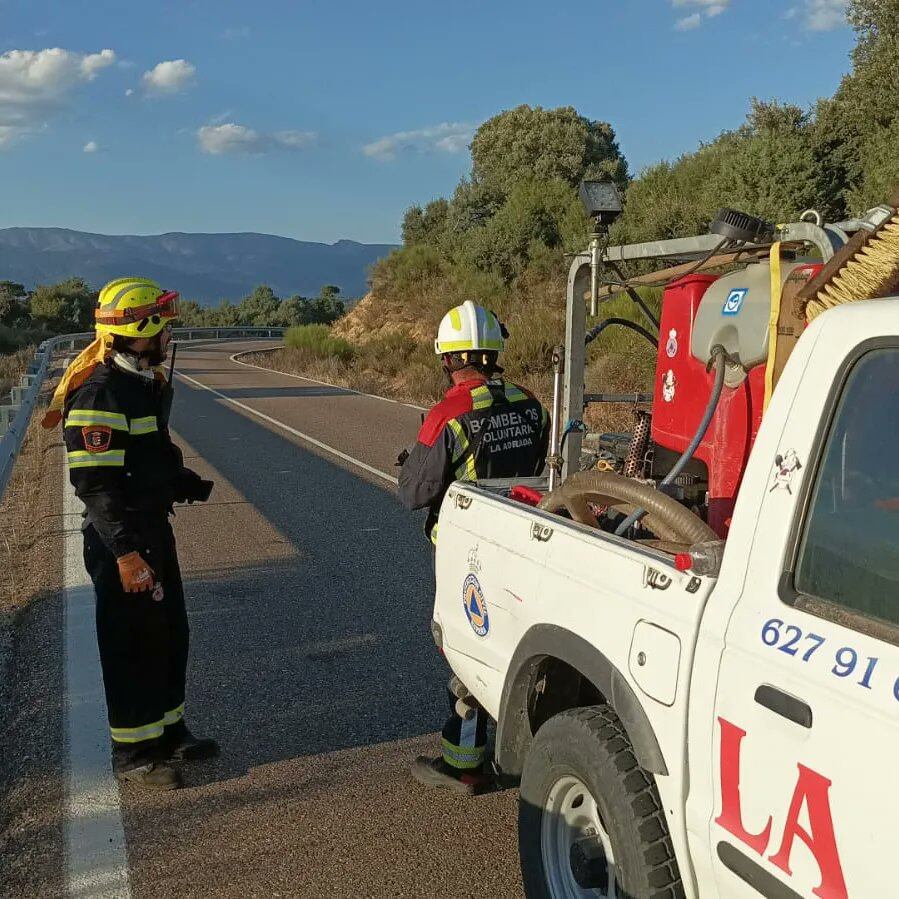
[119,333,166,369]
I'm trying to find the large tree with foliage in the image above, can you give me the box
[30,277,95,330]
[811,0,899,214]
[470,105,628,197]
[0,281,27,326]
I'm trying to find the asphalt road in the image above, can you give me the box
[111,341,522,897]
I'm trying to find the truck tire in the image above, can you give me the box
[519,705,684,899]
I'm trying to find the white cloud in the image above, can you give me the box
[0,47,116,148]
[362,122,475,162]
[272,129,317,149]
[672,0,730,28]
[125,88,134,97]
[792,0,848,30]
[83,139,98,153]
[196,122,318,155]
[675,12,703,29]
[141,59,195,95]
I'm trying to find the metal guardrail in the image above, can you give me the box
[0,328,285,505]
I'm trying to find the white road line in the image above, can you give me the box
[63,473,131,898]
[175,370,400,486]
[228,349,428,412]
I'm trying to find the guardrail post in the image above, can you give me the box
[0,405,20,437]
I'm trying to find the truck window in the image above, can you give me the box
[792,347,899,630]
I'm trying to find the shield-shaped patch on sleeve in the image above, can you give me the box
[82,425,113,453]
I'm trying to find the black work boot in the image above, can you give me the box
[114,742,181,791]
[161,720,219,762]
[411,755,488,796]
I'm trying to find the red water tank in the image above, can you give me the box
[651,274,763,537]
[651,265,822,536]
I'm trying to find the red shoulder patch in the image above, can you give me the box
[82,425,113,453]
[417,390,474,447]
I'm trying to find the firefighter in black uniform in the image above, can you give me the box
[398,301,549,794]
[43,277,217,790]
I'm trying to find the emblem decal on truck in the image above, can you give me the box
[463,574,490,637]
[769,449,803,494]
[463,548,489,637]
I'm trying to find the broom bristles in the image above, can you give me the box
[806,215,899,320]
[800,189,899,322]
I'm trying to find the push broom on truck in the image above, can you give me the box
[427,186,899,898]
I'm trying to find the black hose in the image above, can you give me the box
[614,347,728,536]
[607,262,661,330]
[585,318,658,349]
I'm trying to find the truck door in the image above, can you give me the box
[709,334,899,898]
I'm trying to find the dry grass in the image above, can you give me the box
[0,348,33,399]
[0,407,65,612]
[253,273,659,434]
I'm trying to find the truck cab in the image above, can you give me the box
[432,234,899,896]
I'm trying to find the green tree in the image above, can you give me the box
[460,178,586,281]
[402,198,450,245]
[30,277,95,330]
[308,285,344,324]
[238,285,281,325]
[174,299,207,327]
[470,105,628,198]
[209,300,241,327]
[0,281,27,326]
[273,295,309,326]
[811,0,899,214]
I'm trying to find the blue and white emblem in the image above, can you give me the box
[722,288,749,316]
[462,573,490,637]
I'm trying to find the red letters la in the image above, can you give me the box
[715,717,848,899]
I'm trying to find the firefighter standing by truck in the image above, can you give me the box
[43,277,217,790]
[399,300,550,794]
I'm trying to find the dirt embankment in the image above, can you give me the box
[253,278,657,434]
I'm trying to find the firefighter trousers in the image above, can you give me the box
[83,515,189,768]
[440,685,487,773]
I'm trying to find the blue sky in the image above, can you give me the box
[0,0,855,244]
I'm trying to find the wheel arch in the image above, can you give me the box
[495,624,668,777]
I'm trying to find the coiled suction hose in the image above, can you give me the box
[614,346,728,536]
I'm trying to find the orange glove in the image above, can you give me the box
[117,552,155,593]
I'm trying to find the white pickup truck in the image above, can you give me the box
[431,299,899,899]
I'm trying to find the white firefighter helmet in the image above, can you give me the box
[434,300,506,355]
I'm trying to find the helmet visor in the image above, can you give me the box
[95,290,180,326]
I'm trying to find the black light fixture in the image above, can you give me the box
[578,181,623,229]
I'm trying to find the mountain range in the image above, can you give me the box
[0,228,397,305]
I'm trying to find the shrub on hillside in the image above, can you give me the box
[285,324,354,363]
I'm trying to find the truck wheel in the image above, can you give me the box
[519,706,684,899]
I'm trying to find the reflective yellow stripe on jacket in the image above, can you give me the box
[447,419,477,481]
[66,449,126,469]
[470,385,494,410]
[129,416,158,435]
[64,409,129,431]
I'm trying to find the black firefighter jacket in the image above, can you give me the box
[398,377,550,541]
[63,361,204,558]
